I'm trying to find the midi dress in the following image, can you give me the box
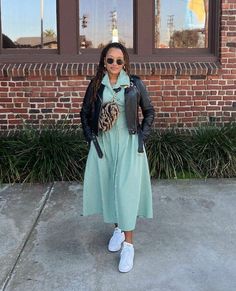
[83,69,153,231]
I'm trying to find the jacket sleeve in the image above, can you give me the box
[80,80,94,142]
[135,77,155,140]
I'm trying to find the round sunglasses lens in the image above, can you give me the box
[106,58,114,64]
[117,59,124,65]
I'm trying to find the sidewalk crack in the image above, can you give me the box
[1,182,54,291]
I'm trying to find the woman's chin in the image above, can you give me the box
[109,69,121,75]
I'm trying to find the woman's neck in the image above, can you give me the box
[108,73,119,85]
[110,79,117,86]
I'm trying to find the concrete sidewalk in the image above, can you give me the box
[0,179,236,291]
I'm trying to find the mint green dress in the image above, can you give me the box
[83,70,153,231]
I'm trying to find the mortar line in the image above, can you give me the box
[1,182,55,291]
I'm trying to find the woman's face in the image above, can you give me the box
[104,48,125,78]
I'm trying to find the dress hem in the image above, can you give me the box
[82,211,153,231]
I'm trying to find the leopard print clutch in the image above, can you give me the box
[98,101,120,132]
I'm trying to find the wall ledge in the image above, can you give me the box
[0,62,221,78]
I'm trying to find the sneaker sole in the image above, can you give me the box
[118,265,133,273]
[108,246,122,252]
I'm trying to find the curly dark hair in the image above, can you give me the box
[91,42,130,102]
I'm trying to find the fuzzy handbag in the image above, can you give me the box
[98,87,121,132]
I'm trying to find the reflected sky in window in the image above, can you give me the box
[2,0,57,42]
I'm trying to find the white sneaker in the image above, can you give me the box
[118,242,134,273]
[108,227,125,252]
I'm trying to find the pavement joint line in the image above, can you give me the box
[0,182,55,291]
[0,185,9,194]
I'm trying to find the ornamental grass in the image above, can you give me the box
[0,123,88,184]
[145,128,199,179]
[0,122,236,183]
[192,124,236,178]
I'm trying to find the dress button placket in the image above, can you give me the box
[113,121,119,222]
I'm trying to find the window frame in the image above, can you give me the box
[0,0,220,63]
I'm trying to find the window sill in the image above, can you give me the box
[0,61,221,78]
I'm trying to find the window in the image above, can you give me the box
[0,0,220,63]
[155,0,209,49]
[1,0,57,49]
[79,0,133,49]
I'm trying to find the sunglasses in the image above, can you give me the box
[106,58,124,66]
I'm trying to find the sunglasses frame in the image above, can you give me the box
[106,58,124,66]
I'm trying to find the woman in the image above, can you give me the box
[80,42,154,273]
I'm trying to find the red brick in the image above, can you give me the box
[0,108,11,113]
[11,109,27,113]
[28,76,42,81]
[161,107,175,112]
[42,76,57,81]
[41,87,57,92]
[0,88,9,92]
[181,117,195,122]
[9,120,22,125]
[206,106,221,111]
[179,91,187,96]
[176,107,191,112]
[54,108,69,113]
[207,96,222,100]
[0,98,12,102]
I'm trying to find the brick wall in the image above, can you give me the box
[0,0,235,130]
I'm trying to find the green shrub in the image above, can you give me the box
[0,133,20,183]
[146,129,199,179]
[192,124,236,178]
[0,124,88,183]
[1,123,236,183]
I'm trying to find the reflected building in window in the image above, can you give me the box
[1,0,57,49]
[15,36,57,48]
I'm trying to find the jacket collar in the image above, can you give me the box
[97,83,105,102]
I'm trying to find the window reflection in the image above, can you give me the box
[155,0,209,48]
[79,0,133,49]
[1,0,57,49]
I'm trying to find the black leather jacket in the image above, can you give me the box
[80,75,155,153]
